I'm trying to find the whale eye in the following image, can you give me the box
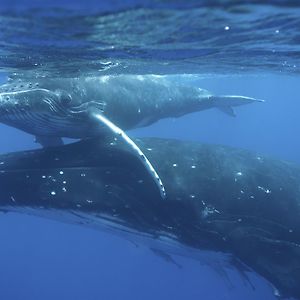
[59,92,72,106]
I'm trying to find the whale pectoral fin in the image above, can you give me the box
[89,112,166,200]
[217,106,236,117]
[35,136,64,147]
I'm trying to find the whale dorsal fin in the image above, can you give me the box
[89,111,166,200]
[217,106,236,117]
[35,136,64,147]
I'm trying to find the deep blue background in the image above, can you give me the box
[0,73,298,300]
[0,0,299,297]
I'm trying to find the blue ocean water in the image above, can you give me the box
[0,1,299,300]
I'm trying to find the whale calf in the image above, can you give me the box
[0,75,263,147]
[0,137,299,299]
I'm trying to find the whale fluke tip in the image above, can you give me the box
[212,95,265,117]
[213,95,265,106]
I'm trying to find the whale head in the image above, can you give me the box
[0,88,81,136]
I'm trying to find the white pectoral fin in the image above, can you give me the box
[92,113,166,199]
[35,136,64,147]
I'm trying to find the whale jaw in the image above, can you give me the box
[0,88,83,138]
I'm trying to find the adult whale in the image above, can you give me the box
[0,137,299,299]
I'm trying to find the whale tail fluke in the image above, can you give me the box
[211,95,265,117]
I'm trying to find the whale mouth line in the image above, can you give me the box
[0,111,76,135]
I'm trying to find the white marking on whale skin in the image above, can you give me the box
[257,186,271,194]
[98,76,110,83]
[136,75,145,81]
[94,113,166,199]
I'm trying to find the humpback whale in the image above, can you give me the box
[0,75,263,147]
[0,137,299,299]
